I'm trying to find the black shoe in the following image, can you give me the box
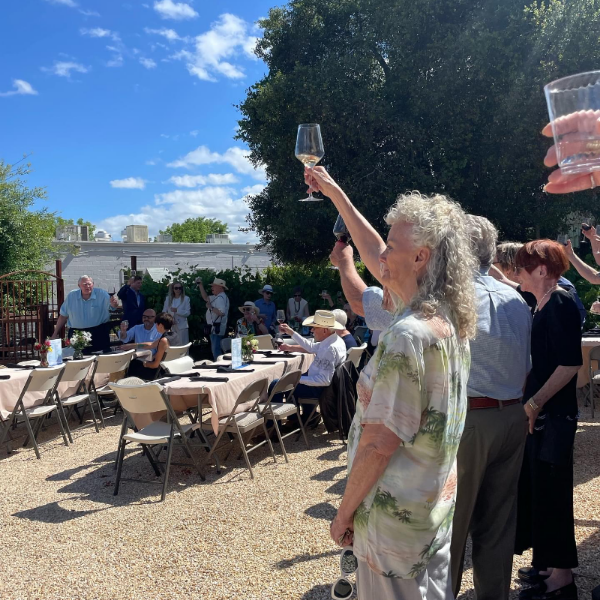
[519,567,551,585]
[520,583,547,600]
[531,582,577,600]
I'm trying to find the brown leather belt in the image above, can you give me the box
[467,397,522,410]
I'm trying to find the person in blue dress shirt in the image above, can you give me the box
[117,309,161,354]
[255,284,277,333]
[51,275,118,353]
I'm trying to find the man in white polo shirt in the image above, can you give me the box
[279,310,346,424]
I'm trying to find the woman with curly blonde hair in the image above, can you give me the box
[306,166,476,600]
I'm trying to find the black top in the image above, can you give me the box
[517,285,537,312]
[524,289,582,418]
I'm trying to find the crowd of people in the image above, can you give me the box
[46,111,600,600]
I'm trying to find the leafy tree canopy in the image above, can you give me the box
[0,160,57,275]
[237,0,600,263]
[55,216,96,239]
[158,217,229,243]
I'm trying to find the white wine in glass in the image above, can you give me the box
[295,123,324,202]
[276,310,285,325]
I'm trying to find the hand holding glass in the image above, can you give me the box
[295,123,324,202]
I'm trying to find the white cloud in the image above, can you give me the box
[110,177,147,189]
[41,61,89,78]
[242,184,266,196]
[189,130,199,137]
[167,145,266,181]
[44,0,78,6]
[179,14,257,82]
[154,0,198,20]
[96,185,258,243]
[0,79,39,97]
[80,27,119,41]
[144,27,185,42]
[139,57,157,69]
[167,173,239,187]
[79,9,100,16]
[106,46,124,68]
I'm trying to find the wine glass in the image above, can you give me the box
[295,123,324,202]
[276,310,285,328]
[108,286,116,298]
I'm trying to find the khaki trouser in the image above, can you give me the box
[451,402,528,600]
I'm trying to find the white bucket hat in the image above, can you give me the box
[211,278,228,290]
[259,284,274,294]
[302,310,344,331]
[239,301,259,316]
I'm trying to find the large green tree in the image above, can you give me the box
[0,160,57,275]
[158,217,229,243]
[237,0,600,263]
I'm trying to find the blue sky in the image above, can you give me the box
[1,0,279,242]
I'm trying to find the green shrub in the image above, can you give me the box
[140,262,375,343]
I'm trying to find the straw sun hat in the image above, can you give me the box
[302,310,344,331]
[239,301,260,316]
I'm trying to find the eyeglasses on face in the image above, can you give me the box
[513,264,533,274]
[242,308,253,312]
[294,294,301,297]
[142,315,154,319]
[173,286,183,290]
[264,291,273,295]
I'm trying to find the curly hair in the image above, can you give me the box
[465,215,498,268]
[385,191,478,339]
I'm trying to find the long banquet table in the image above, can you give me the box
[163,351,314,434]
[0,350,152,421]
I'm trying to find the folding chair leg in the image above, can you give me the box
[235,428,254,479]
[161,434,175,502]
[114,437,127,495]
[261,421,277,464]
[56,401,74,444]
[54,406,71,448]
[85,396,100,434]
[23,414,42,459]
[0,414,15,453]
[94,393,106,429]
[296,413,310,449]
[271,417,288,463]
[114,418,129,469]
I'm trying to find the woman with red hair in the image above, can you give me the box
[513,239,581,600]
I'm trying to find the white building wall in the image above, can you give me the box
[50,241,273,292]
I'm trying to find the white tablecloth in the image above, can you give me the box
[164,351,314,434]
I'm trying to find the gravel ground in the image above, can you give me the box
[0,405,598,600]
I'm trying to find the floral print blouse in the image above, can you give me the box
[347,307,470,579]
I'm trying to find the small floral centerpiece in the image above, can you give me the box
[70,330,92,360]
[241,333,259,363]
[33,339,53,367]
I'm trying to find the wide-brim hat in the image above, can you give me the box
[211,278,228,290]
[239,301,259,316]
[259,284,274,294]
[302,310,344,331]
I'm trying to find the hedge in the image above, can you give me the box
[140,262,375,343]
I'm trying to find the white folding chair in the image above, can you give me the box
[161,356,194,375]
[163,343,191,361]
[260,369,309,458]
[88,350,135,426]
[109,379,208,502]
[347,343,367,368]
[55,356,99,442]
[254,334,274,350]
[203,377,276,479]
[0,365,69,459]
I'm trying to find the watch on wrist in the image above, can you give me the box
[528,398,540,411]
